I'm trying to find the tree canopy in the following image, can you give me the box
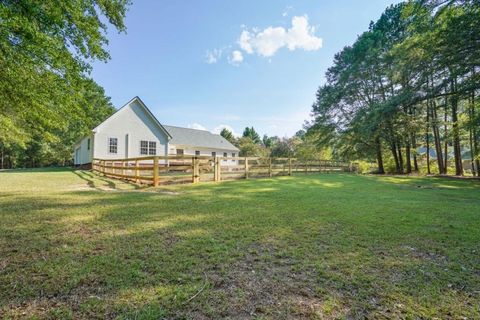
[308,0,480,176]
[0,0,130,168]
[242,127,261,144]
[220,128,235,144]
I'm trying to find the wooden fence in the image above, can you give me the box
[92,156,357,186]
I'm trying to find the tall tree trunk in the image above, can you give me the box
[375,136,385,174]
[444,96,448,172]
[387,123,400,173]
[405,139,412,174]
[431,99,445,174]
[426,100,431,174]
[451,77,463,176]
[472,69,479,177]
[397,140,404,174]
[474,103,480,178]
[405,106,414,173]
[411,134,419,172]
[390,139,400,173]
[469,89,477,176]
[469,109,476,176]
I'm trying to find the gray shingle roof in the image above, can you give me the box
[163,125,239,151]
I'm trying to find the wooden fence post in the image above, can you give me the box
[217,157,222,181]
[214,157,219,182]
[192,156,200,183]
[245,157,249,179]
[153,156,159,186]
[288,158,292,176]
[268,157,272,177]
[135,160,139,183]
[192,157,195,183]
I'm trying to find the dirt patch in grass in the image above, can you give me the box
[197,242,327,319]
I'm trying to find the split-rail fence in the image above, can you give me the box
[91,156,358,186]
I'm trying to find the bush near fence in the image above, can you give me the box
[92,156,358,186]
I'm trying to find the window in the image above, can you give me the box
[148,141,156,155]
[223,152,227,157]
[176,149,184,155]
[195,150,200,156]
[140,141,148,155]
[212,152,216,157]
[140,140,156,155]
[232,153,236,157]
[87,138,90,150]
[108,138,117,154]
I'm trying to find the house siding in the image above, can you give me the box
[169,145,238,165]
[73,97,240,166]
[93,99,169,160]
[74,135,93,165]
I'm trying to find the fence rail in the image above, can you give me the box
[91,156,358,186]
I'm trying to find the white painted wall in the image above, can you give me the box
[93,99,169,160]
[74,135,93,165]
[169,145,238,165]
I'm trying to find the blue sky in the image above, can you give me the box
[91,0,399,137]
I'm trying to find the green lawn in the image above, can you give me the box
[0,169,479,319]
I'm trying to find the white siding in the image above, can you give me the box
[93,100,169,160]
[169,145,238,165]
[74,135,93,165]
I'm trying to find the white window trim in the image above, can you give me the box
[140,140,157,156]
[108,137,118,154]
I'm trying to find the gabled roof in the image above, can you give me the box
[163,125,239,151]
[86,96,238,151]
[92,96,172,139]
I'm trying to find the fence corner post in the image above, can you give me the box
[153,156,159,187]
[288,158,292,176]
[245,157,249,179]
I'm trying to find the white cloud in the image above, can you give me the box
[212,124,239,137]
[205,48,223,64]
[239,31,253,54]
[237,15,322,58]
[228,50,244,65]
[187,123,240,136]
[188,123,208,131]
[282,5,293,17]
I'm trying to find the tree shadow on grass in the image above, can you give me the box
[1,174,479,319]
[72,170,147,191]
[0,167,74,174]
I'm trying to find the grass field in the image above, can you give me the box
[0,169,479,319]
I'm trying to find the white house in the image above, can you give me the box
[73,96,239,166]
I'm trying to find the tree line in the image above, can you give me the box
[220,127,331,160]
[307,0,479,176]
[0,0,130,168]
